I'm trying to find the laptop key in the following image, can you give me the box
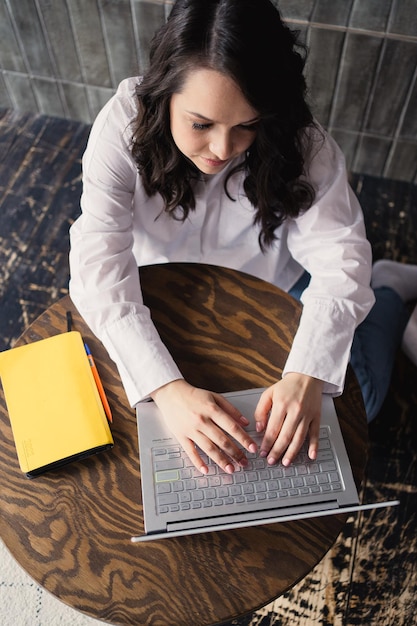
[156,483,171,494]
[242,484,254,494]
[316,450,334,462]
[283,467,296,477]
[155,470,179,482]
[267,480,279,490]
[320,461,337,472]
[154,458,184,471]
[167,451,182,459]
[157,493,179,506]
[318,439,331,450]
[293,477,304,488]
[154,448,167,456]
[329,472,341,482]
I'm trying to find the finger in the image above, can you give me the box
[175,410,247,473]
[263,412,304,465]
[185,427,245,475]
[259,404,287,458]
[181,439,210,475]
[206,419,258,470]
[198,432,245,474]
[280,419,310,467]
[182,434,242,476]
[307,418,320,461]
[207,400,258,457]
[254,388,273,432]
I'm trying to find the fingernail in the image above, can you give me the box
[239,457,248,468]
[256,422,263,432]
[282,457,290,467]
[249,442,257,453]
[267,456,277,466]
[200,466,208,475]
[225,463,235,474]
[239,415,250,425]
[260,450,267,458]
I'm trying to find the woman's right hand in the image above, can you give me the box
[150,379,258,474]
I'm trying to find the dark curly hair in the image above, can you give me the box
[131,0,319,250]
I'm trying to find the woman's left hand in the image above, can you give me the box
[254,373,324,466]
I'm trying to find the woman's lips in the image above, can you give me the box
[200,156,228,167]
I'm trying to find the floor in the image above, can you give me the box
[0,108,416,626]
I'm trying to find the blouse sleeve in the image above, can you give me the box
[282,130,375,395]
[69,80,183,406]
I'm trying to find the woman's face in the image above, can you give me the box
[170,68,259,175]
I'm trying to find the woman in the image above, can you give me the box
[69,0,416,477]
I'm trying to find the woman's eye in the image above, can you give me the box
[240,123,258,132]
[192,122,210,131]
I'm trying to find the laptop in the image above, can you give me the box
[131,388,398,542]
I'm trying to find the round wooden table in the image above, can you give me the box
[0,263,368,626]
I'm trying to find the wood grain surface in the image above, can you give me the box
[0,263,368,626]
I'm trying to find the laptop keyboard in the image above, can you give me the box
[153,426,343,515]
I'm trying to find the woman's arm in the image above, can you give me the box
[69,80,257,471]
[256,130,375,466]
[69,80,184,405]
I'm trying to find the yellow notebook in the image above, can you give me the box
[0,331,114,478]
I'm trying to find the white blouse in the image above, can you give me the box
[69,77,375,407]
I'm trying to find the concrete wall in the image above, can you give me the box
[1,0,416,181]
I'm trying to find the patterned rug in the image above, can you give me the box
[0,108,416,626]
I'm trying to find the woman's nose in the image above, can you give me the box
[209,131,233,160]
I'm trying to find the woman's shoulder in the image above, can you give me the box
[114,76,142,105]
[302,122,347,191]
[109,76,142,121]
[90,77,142,145]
